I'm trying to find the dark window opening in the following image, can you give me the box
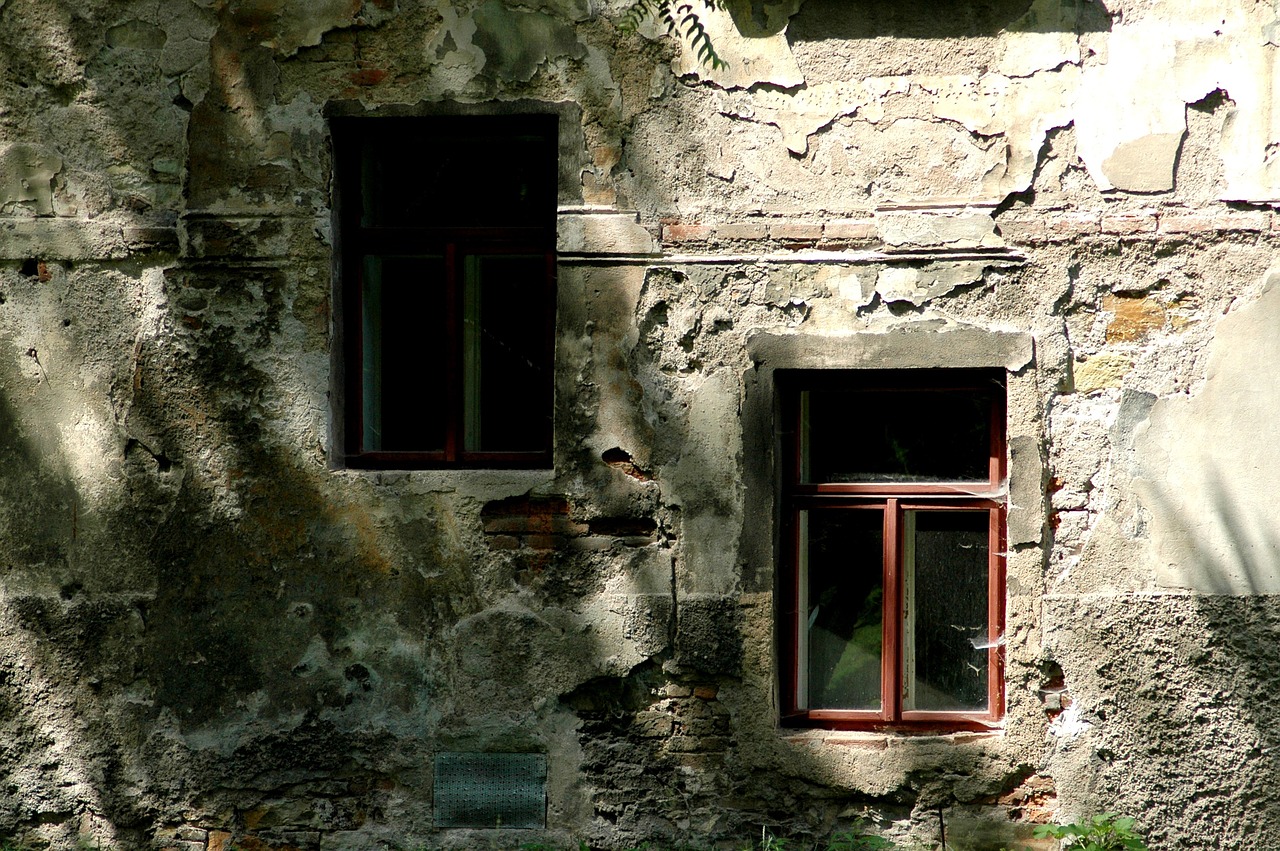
[779,368,1006,730]
[333,115,558,468]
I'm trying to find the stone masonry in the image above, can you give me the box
[2,0,1280,848]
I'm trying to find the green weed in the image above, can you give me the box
[1031,814,1148,851]
[827,829,894,851]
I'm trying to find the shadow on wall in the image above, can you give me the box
[785,0,1111,40]
[1053,454,1280,848]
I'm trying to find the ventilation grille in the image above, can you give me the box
[433,752,547,829]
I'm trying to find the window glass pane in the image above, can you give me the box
[801,509,883,710]
[463,254,552,453]
[801,387,994,484]
[362,255,448,452]
[904,510,990,712]
[358,118,557,229]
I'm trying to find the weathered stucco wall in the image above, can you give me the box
[2,0,1280,848]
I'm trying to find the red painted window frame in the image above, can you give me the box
[777,369,1007,732]
[332,115,558,470]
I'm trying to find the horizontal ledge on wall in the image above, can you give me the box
[559,248,1027,266]
[0,218,132,260]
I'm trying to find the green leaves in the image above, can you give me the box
[619,0,729,70]
[826,831,895,851]
[1033,813,1149,851]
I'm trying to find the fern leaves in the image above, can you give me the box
[619,0,729,70]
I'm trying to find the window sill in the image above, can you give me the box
[330,466,555,496]
[779,725,1004,748]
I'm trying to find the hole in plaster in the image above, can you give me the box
[19,259,38,277]
[602,447,653,481]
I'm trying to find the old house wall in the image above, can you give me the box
[1,0,1279,848]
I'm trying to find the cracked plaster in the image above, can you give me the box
[676,0,1280,205]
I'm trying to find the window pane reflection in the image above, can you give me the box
[801,509,883,710]
[800,388,994,484]
[905,511,989,712]
[464,255,552,452]
[362,255,447,452]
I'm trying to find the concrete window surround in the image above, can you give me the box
[740,326,1044,732]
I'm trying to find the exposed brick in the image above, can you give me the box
[124,226,180,250]
[488,534,520,550]
[1046,212,1100,240]
[663,223,711,242]
[714,222,768,240]
[1158,213,1216,234]
[482,516,529,534]
[769,221,823,240]
[996,218,1046,243]
[693,684,719,700]
[485,515,587,535]
[567,535,614,552]
[350,68,389,86]
[634,710,675,737]
[823,219,878,240]
[522,533,566,550]
[555,517,590,535]
[1217,210,1269,231]
[1101,213,1157,235]
[588,516,657,536]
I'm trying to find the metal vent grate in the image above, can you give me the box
[433,752,547,829]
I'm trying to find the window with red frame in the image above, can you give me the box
[778,369,1006,729]
[332,114,558,469]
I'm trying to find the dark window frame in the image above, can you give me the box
[331,114,559,470]
[777,368,1007,731]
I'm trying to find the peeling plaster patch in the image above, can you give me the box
[924,67,1079,198]
[998,0,1082,77]
[1072,7,1280,201]
[105,20,166,50]
[874,262,987,307]
[672,1,803,90]
[472,0,587,82]
[720,78,906,155]
[876,209,999,248]
[1135,272,1280,593]
[813,266,869,307]
[430,0,486,78]
[0,144,63,216]
[221,0,364,56]
[1102,133,1184,193]
[557,212,658,255]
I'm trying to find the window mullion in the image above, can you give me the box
[882,498,901,722]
